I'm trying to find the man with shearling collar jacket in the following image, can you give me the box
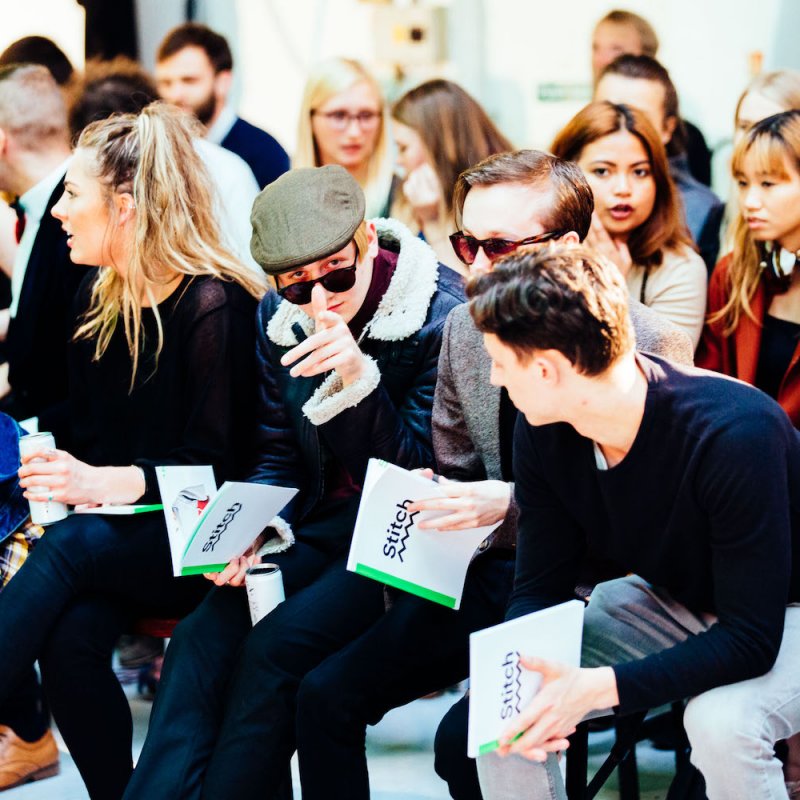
[125,165,463,800]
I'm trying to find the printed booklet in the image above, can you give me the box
[347,459,500,609]
[155,465,297,576]
[467,600,584,757]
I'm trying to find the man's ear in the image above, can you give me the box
[561,231,581,245]
[365,220,379,259]
[214,69,233,105]
[662,115,678,146]
[0,128,8,158]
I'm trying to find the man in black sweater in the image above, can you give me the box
[468,244,800,800]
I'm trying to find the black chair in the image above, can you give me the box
[565,703,706,800]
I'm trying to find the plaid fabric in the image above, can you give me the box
[0,520,42,589]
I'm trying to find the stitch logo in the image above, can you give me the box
[500,651,523,720]
[202,502,243,553]
[382,499,417,562]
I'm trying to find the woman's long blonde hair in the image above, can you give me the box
[712,109,800,333]
[74,102,266,384]
[294,58,393,218]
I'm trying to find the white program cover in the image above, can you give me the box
[347,459,500,609]
[467,600,585,757]
[156,466,296,577]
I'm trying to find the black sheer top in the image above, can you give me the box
[69,273,259,503]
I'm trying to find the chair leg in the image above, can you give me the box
[566,723,589,800]
[617,747,640,800]
[670,701,691,771]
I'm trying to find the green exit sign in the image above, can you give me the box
[538,83,592,102]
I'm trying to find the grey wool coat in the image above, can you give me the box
[432,299,694,554]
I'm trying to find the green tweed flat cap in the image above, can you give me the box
[250,165,366,275]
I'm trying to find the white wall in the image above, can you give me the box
[1,0,790,175]
[0,0,85,70]
[232,0,783,166]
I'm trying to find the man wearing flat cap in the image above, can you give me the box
[125,164,464,799]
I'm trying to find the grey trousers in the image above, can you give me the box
[477,576,800,800]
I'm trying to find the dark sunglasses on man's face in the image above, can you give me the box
[448,230,566,266]
[277,260,358,305]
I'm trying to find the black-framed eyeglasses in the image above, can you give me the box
[310,110,381,130]
[449,230,566,265]
[277,260,358,305]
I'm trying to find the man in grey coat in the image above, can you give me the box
[428,150,692,799]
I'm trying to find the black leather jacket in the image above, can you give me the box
[249,220,464,531]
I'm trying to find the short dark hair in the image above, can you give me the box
[68,58,158,140]
[467,243,635,375]
[599,54,687,155]
[156,23,233,73]
[0,36,74,86]
[453,149,594,241]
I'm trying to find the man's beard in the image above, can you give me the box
[193,92,217,126]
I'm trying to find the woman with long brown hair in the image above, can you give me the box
[552,101,706,345]
[697,110,800,428]
[391,79,512,274]
[0,102,265,799]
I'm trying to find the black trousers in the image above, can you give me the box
[435,693,481,800]
[295,552,514,800]
[126,518,511,800]
[124,498,369,800]
[0,512,208,800]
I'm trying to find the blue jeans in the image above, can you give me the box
[477,576,800,800]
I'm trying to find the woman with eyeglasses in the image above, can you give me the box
[552,101,707,347]
[697,110,800,429]
[390,79,512,275]
[124,164,464,800]
[294,57,394,218]
[0,103,265,800]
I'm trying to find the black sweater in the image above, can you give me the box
[508,354,800,714]
[69,274,258,503]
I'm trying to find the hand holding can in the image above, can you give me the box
[245,564,285,626]
[18,433,68,526]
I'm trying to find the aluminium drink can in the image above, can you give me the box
[245,563,285,626]
[18,432,68,526]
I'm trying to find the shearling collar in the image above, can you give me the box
[266,218,439,347]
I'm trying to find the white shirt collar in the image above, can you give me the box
[9,157,72,318]
[205,105,237,146]
[19,157,72,223]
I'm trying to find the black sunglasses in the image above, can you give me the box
[277,260,358,305]
[449,230,566,265]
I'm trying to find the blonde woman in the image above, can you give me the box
[3,103,265,800]
[294,57,394,218]
[390,79,512,274]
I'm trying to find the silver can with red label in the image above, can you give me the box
[245,563,285,626]
[18,432,68,526]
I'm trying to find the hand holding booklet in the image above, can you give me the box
[346,459,501,609]
[467,600,584,757]
[155,465,297,577]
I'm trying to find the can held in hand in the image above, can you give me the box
[18,432,68,526]
[245,563,285,626]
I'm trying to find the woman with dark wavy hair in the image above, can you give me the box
[552,101,706,346]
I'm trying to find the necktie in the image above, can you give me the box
[9,198,25,244]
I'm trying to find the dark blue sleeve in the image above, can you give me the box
[613,411,794,713]
[246,295,306,521]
